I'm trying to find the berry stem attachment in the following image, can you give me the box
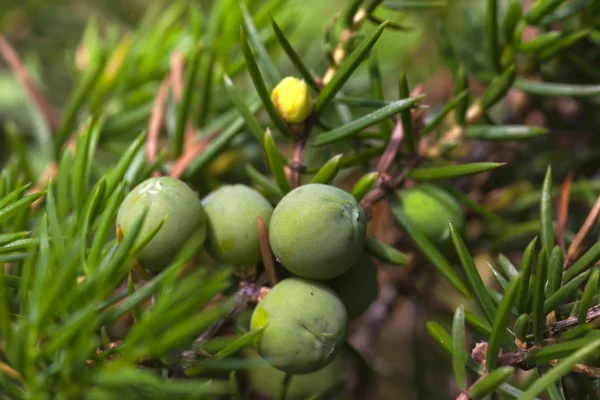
[290,139,306,189]
[257,216,278,287]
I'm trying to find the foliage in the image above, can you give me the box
[0,0,600,399]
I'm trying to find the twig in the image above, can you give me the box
[257,216,278,287]
[556,171,573,252]
[0,35,60,131]
[565,194,600,268]
[550,304,600,335]
[290,139,306,189]
[0,360,21,381]
[146,77,171,177]
[376,120,404,174]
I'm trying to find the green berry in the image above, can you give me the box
[202,185,273,267]
[250,277,348,374]
[116,177,207,273]
[245,348,346,399]
[269,184,367,280]
[327,253,378,319]
[398,184,464,245]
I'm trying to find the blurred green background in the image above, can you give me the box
[0,0,483,105]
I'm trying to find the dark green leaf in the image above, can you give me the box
[452,306,467,390]
[563,240,600,282]
[481,66,516,109]
[466,125,548,140]
[0,191,45,225]
[454,66,469,125]
[270,15,319,92]
[246,165,284,202]
[174,43,203,157]
[487,0,501,71]
[487,274,521,370]
[545,270,590,315]
[514,313,530,342]
[450,223,496,323]
[498,254,519,279]
[519,31,561,53]
[409,162,504,181]
[578,268,599,325]
[515,79,600,97]
[240,27,292,138]
[241,2,281,87]
[538,30,590,64]
[464,310,492,336]
[532,248,548,342]
[421,90,468,135]
[382,1,447,10]
[223,75,264,145]
[527,335,600,364]
[311,154,343,184]
[214,327,266,360]
[504,0,523,43]
[546,246,564,298]
[525,0,563,25]
[369,54,391,139]
[469,367,515,400]
[264,130,291,193]
[540,170,554,255]
[364,237,409,265]
[104,132,145,201]
[312,96,422,146]
[56,55,106,154]
[516,237,537,314]
[351,172,377,201]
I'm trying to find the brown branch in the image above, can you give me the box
[257,216,278,287]
[565,193,600,268]
[376,120,404,174]
[556,171,573,252]
[290,139,306,189]
[550,304,600,335]
[0,35,60,131]
[146,77,171,177]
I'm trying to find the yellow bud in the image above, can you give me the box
[271,77,312,123]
